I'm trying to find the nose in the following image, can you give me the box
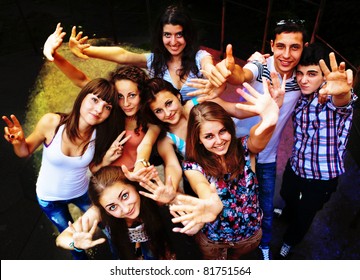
[214,134,222,144]
[119,203,130,215]
[300,75,308,84]
[283,47,290,58]
[123,97,129,107]
[95,103,104,115]
[170,35,176,45]
[164,107,172,116]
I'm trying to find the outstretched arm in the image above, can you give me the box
[2,113,57,158]
[169,182,223,234]
[239,77,281,153]
[213,44,254,85]
[56,206,106,251]
[43,23,91,88]
[69,26,148,67]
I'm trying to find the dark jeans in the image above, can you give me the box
[256,162,277,248]
[37,192,91,260]
[280,161,338,246]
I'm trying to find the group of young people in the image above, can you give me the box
[3,5,356,260]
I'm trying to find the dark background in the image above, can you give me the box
[0,0,359,260]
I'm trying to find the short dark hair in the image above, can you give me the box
[298,43,329,68]
[272,19,308,43]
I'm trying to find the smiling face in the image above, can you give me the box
[296,64,324,95]
[199,120,231,157]
[162,24,186,57]
[79,93,112,127]
[99,182,141,220]
[271,32,304,78]
[149,90,183,125]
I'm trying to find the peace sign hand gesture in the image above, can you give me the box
[2,114,25,144]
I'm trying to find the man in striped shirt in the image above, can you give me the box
[277,43,356,258]
[214,19,308,260]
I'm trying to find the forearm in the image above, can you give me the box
[227,64,246,85]
[164,165,182,192]
[56,230,75,250]
[248,123,275,154]
[53,52,90,88]
[215,98,256,119]
[82,46,147,67]
[13,141,30,158]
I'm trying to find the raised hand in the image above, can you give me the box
[235,77,279,135]
[318,52,353,102]
[101,131,131,166]
[121,163,158,182]
[68,216,106,250]
[169,182,223,233]
[2,114,25,144]
[214,44,235,79]
[43,23,66,61]
[69,26,91,59]
[138,175,177,204]
[268,72,286,108]
[186,78,226,102]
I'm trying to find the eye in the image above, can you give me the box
[163,32,170,38]
[91,96,99,103]
[219,128,227,135]
[165,100,173,107]
[109,205,117,211]
[154,108,163,114]
[291,45,300,51]
[118,94,124,99]
[176,32,183,38]
[129,93,137,99]
[105,105,112,111]
[122,193,129,200]
[205,134,214,140]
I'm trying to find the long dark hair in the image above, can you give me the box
[185,102,245,180]
[57,78,121,160]
[108,65,149,135]
[151,5,201,81]
[88,166,169,259]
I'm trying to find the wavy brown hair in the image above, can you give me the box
[185,102,245,181]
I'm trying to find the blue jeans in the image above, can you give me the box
[256,162,276,248]
[37,192,91,259]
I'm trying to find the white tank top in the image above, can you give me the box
[36,124,96,201]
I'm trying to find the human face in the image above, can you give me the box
[115,80,141,117]
[162,24,186,57]
[99,182,140,220]
[296,64,324,95]
[199,120,231,157]
[80,93,112,126]
[271,32,304,78]
[149,90,183,125]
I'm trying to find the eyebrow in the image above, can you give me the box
[105,190,123,208]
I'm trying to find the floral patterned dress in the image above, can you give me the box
[183,136,262,242]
